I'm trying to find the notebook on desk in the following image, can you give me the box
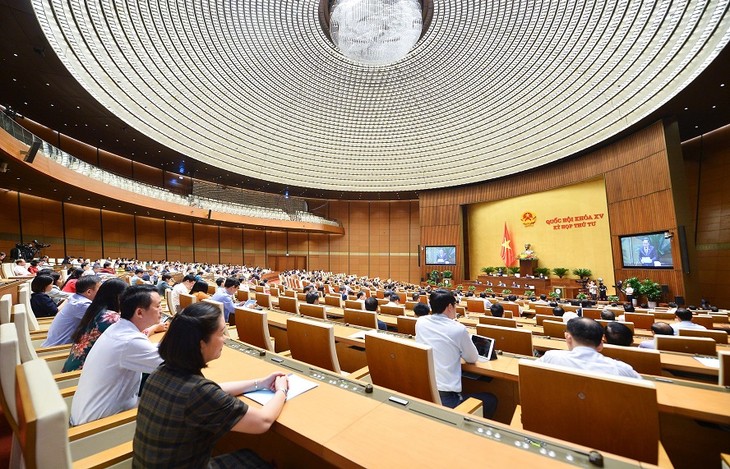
[472,334,497,361]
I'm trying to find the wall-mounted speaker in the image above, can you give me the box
[23,140,41,163]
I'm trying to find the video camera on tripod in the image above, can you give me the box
[10,240,51,261]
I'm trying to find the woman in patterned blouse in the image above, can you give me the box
[62,278,128,372]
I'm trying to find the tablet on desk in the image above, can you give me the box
[472,334,497,361]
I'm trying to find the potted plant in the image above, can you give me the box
[480,266,496,275]
[572,268,592,280]
[501,288,512,296]
[576,292,588,300]
[534,267,550,278]
[442,270,453,287]
[607,295,619,303]
[507,266,520,276]
[429,270,441,284]
[468,285,477,292]
[639,279,663,308]
[548,291,560,300]
[484,287,494,295]
[456,284,463,292]
[552,267,569,279]
[523,290,535,299]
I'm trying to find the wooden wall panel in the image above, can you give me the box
[219,226,242,265]
[63,203,102,259]
[98,150,133,178]
[682,125,730,307]
[166,221,193,262]
[101,211,135,259]
[194,224,219,264]
[18,194,64,258]
[59,134,96,166]
[328,203,350,274]
[388,202,411,282]
[243,229,266,267]
[288,232,309,258]
[0,191,21,256]
[132,162,164,188]
[368,204,389,279]
[308,233,330,271]
[135,216,165,261]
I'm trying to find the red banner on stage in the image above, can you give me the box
[501,222,516,267]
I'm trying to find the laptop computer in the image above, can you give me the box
[471,334,497,361]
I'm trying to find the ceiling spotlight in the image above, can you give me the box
[330,0,423,65]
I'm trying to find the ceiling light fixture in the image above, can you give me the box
[330,0,423,65]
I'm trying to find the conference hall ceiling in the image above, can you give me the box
[3,0,730,196]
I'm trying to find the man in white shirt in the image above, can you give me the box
[12,259,31,276]
[638,322,674,349]
[671,308,707,334]
[539,317,641,379]
[70,285,166,425]
[415,289,497,418]
[170,274,196,314]
[42,275,101,346]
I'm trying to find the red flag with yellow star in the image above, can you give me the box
[501,222,515,267]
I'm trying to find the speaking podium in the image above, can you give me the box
[519,259,537,276]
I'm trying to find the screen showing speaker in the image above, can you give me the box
[424,246,456,265]
[619,232,673,268]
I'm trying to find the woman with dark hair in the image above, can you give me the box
[133,302,288,468]
[190,280,210,302]
[61,267,84,293]
[62,278,127,372]
[30,275,58,318]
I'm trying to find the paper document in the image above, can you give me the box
[693,356,720,368]
[243,374,318,404]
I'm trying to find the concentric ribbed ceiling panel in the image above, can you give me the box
[31,0,730,192]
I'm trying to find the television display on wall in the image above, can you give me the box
[619,232,673,268]
[425,246,456,265]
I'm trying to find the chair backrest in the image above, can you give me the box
[299,303,326,320]
[692,315,714,329]
[478,316,517,328]
[0,294,11,324]
[0,323,20,428]
[207,284,217,295]
[543,320,567,338]
[518,359,659,464]
[255,286,265,293]
[15,359,73,469]
[278,296,298,314]
[380,305,406,316]
[343,308,378,329]
[364,332,439,404]
[235,290,249,302]
[201,298,224,316]
[163,288,174,315]
[710,314,729,324]
[466,299,485,313]
[179,292,196,311]
[18,287,41,332]
[1,263,14,279]
[581,308,601,320]
[324,295,342,308]
[269,287,279,297]
[234,308,273,351]
[344,300,363,310]
[12,305,38,363]
[396,316,417,336]
[535,314,556,326]
[679,328,728,344]
[596,319,635,333]
[404,301,417,311]
[476,324,533,356]
[624,313,655,330]
[296,292,307,302]
[653,312,675,320]
[499,302,520,316]
[286,317,340,373]
[256,292,271,308]
[534,305,553,316]
[655,335,716,355]
[719,350,730,386]
[600,344,661,376]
